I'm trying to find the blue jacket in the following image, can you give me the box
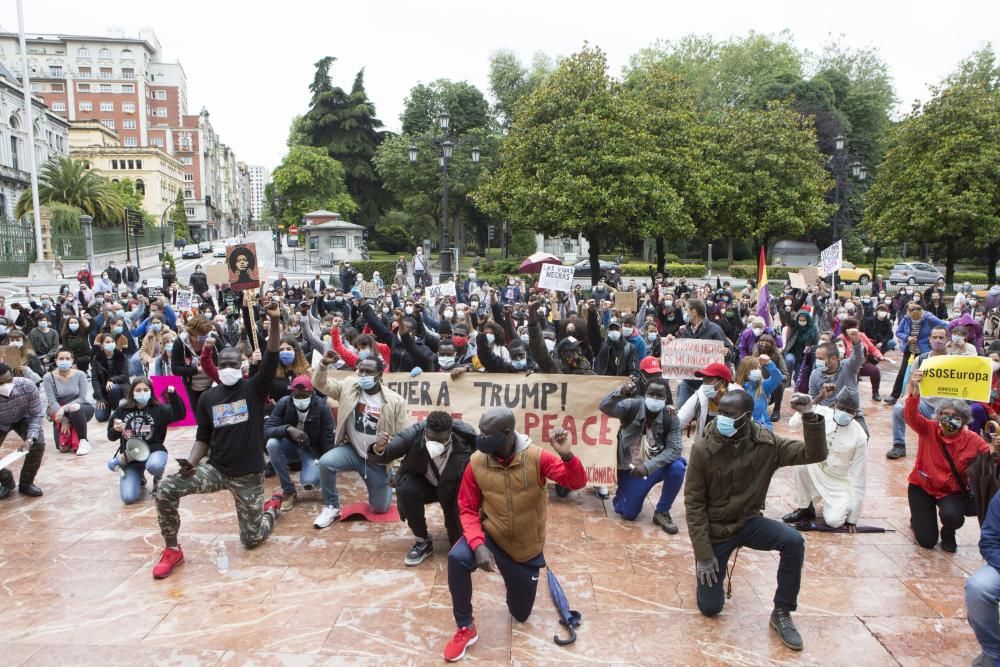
[894,313,946,354]
[742,361,783,431]
[980,487,1000,571]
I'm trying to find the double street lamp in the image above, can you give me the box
[830,133,867,241]
[408,111,481,280]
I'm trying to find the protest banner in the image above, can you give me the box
[149,376,198,427]
[205,263,229,285]
[358,281,380,299]
[788,272,807,290]
[819,240,843,278]
[175,289,193,312]
[538,263,575,292]
[614,291,638,313]
[226,242,260,291]
[660,339,727,381]
[800,266,820,285]
[146,285,163,298]
[426,282,457,301]
[317,370,620,486]
[918,355,992,402]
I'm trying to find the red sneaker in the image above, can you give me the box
[152,546,184,579]
[263,493,283,515]
[443,623,478,662]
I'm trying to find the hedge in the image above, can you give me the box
[729,265,794,280]
[620,262,707,277]
[340,260,396,280]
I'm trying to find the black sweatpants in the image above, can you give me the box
[908,483,965,549]
[0,418,45,487]
[395,472,463,546]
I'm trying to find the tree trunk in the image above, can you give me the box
[871,243,881,280]
[589,236,601,288]
[655,237,665,274]
[987,242,998,286]
[945,238,956,292]
[726,236,734,263]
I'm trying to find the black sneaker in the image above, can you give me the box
[781,503,816,524]
[770,410,781,423]
[886,445,906,460]
[883,396,898,406]
[652,511,679,534]
[940,529,958,553]
[770,607,803,651]
[404,539,433,567]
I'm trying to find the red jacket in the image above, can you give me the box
[457,447,586,552]
[905,394,989,498]
[838,332,883,362]
[330,326,390,370]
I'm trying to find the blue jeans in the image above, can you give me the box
[967,564,1000,662]
[128,350,145,377]
[266,437,320,495]
[676,380,700,410]
[95,384,126,422]
[892,399,935,446]
[120,450,168,505]
[317,444,391,512]
[612,457,687,520]
[448,535,546,628]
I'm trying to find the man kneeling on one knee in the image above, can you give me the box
[684,389,827,652]
[311,351,407,528]
[367,410,474,567]
[264,374,335,512]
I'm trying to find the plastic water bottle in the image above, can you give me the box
[215,541,230,573]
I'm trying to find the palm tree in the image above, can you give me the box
[15,156,124,225]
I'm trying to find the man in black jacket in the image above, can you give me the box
[264,374,336,511]
[190,265,209,295]
[367,411,474,567]
[122,259,140,290]
[591,316,640,380]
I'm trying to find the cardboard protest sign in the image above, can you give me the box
[226,242,260,291]
[538,263,575,292]
[205,263,229,285]
[819,240,843,278]
[0,345,22,367]
[149,375,198,427]
[426,282,457,301]
[788,272,807,290]
[146,285,163,298]
[919,355,992,402]
[614,291,638,313]
[175,289,193,312]
[358,281,380,299]
[660,339,727,381]
[800,266,820,285]
[318,370,620,486]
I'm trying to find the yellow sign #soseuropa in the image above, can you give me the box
[919,355,993,402]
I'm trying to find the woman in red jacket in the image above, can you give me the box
[838,317,887,402]
[905,368,990,553]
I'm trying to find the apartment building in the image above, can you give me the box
[248,164,270,223]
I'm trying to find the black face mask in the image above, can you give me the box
[476,432,508,455]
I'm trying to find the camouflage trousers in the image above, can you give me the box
[156,463,276,548]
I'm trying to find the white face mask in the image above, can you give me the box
[425,439,449,459]
[293,396,312,411]
[218,368,243,386]
[752,327,763,337]
[0,383,12,397]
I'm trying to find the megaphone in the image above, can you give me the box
[124,438,150,463]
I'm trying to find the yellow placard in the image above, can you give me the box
[919,355,992,402]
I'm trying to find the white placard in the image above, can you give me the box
[538,263,575,292]
[819,240,843,277]
[426,282,457,301]
[175,289,193,312]
[0,449,26,470]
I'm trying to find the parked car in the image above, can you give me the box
[198,241,213,253]
[181,246,202,259]
[213,245,227,257]
[571,259,618,279]
[836,261,872,286]
[888,262,944,285]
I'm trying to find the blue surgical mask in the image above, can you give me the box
[112,326,124,335]
[279,350,295,365]
[151,323,162,332]
[0,325,7,335]
[438,355,456,369]
[646,332,658,342]
[716,411,748,438]
[134,391,151,406]
[748,369,762,383]
[39,321,49,329]
[165,343,174,353]
[700,384,718,399]
[832,409,853,427]
[486,333,495,346]
[357,375,377,391]
[57,360,73,371]
[103,342,117,353]
[511,358,527,370]
[292,396,312,411]
[607,330,621,342]
[357,349,372,360]
[69,323,79,332]
[644,397,666,413]
[814,359,828,373]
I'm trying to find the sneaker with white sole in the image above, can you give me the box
[313,504,341,529]
[76,439,91,456]
[443,624,478,662]
[404,538,433,566]
[596,485,609,499]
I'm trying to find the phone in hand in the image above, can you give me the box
[175,458,194,471]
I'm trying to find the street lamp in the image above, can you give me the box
[159,199,180,260]
[79,215,94,272]
[829,134,865,242]
[407,111,483,280]
[270,196,288,256]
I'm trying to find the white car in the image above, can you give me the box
[213,245,227,257]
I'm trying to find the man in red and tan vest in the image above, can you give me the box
[442,407,586,662]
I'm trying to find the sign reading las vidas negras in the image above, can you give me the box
[323,371,621,486]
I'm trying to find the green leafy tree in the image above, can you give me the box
[401,79,494,136]
[16,156,123,225]
[171,190,190,241]
[270,145,357,231]
[298,57,393,228]
[374,211,414,253]
[488,50,556,129]
[864,47,1000,286]
[46,202,85,232]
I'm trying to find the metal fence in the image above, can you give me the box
[0,218,37,277]
[51,224,173,261]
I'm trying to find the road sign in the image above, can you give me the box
[126,208,143,226]
[289,225,299,235]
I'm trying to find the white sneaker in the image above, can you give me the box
[76,439,91,456]
[596,485,609,499]
[313,504,341,529]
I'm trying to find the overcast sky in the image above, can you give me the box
[3,0,997,170]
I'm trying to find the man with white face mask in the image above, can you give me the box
[368,411,475,566]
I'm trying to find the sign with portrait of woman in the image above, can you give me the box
[226,242,260,291]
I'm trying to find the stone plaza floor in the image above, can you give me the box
[0,358,986,665]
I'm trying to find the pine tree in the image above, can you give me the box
[300,57,393,229]
[171,190,190,241]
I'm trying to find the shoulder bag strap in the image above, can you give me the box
[939,438,969,491]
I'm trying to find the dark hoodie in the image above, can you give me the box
[785,311,817,368]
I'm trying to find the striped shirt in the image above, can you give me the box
[0,377,46,441]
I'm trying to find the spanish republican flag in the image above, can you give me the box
[756,245,771,327]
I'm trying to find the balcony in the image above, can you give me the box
[0,164,30,186]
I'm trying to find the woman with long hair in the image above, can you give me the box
[734,353,783,431]
[171,315,217,412]
[138,316,167,374]
[92,331,130,422]
[257,336,310,403]
[6,329,45,383]
[107,377,186,503]
[42,347,96,455]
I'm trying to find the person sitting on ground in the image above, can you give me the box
[263,374,335,512]
[684,389,827,652]
[675,363,743,442]
[367,410,475,567]
[311,352,408,529]
[783,387,868,531]
[808,327,867,434]
[42,348,96,456]
[599,376,685,534]
[91,332,130,423]
[735,353,783,431]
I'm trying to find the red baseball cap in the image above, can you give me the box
[694,362,732,383]
[290,374,314,391]
[639,357,662,374]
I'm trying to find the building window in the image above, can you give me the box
[184,188,193,198]
[154,108,167,117]
[122,103,135,113]
[185,207,195,216]
[79,67,91,77]
[77,83,90,92]
[122,84,134,94]
[79,101,93,111]
[99,48,111,58]
[10,136,18,171]
[121,68,134,79]
[308,236,319,251]
[151,137,164,147]
[122,119,136,129]
[51,83,64,92]
[100,84,112,93]
[49,66,62,77]
[136,160,142,169]
[111,159,119,169]
[180,157,193,165]
[154,90,167,100]
[99,68,112,79]
[124,137,137,146]
[100,102,114,112]
[184,173,194,182]
[332,235,346,248]
[135,179,144,194]
[52,102,66,112]
[101,119,114,129]
[77,47,89,57]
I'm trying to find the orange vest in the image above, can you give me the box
[470,444,547,562]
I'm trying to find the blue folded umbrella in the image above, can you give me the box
[548,569,582,646]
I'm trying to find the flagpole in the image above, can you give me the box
[16,0,45,263]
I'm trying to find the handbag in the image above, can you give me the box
[939,439,977,517]
[58,423,80,453]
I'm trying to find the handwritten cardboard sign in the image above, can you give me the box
[819,240,843,278]
[175,289,193,312]
[538,263,575,292]
[358,281,380,299]
[205,263,229,285]
[614,291,638,313]
[660,338,727,381]
[426,282,457,302]
[789,272,807,290]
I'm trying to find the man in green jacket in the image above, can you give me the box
[684,388,827,651]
